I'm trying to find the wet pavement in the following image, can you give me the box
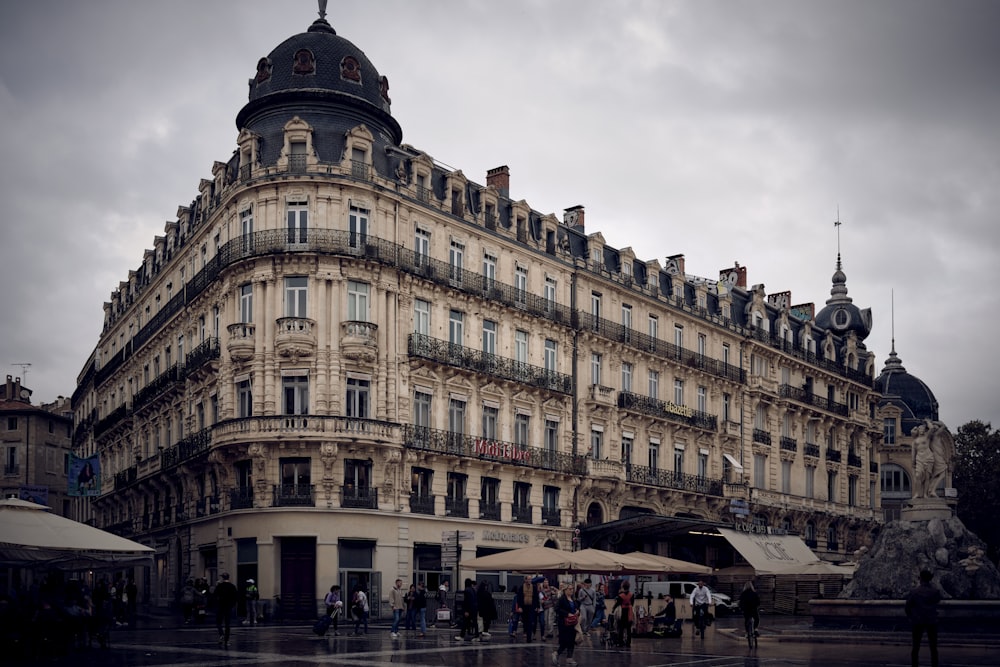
[16,613,999,667]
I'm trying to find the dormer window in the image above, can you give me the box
[622,261,632,278]
[590,247,602,268]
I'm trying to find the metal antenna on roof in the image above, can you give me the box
[11,362,30,385]
[318,0,328,20]
[891,289,896,354]
[834,207,843,270]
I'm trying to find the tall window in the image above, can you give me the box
[621,435,633,467]
[781,460,791,493]
[722,393,731,422]
[648,315,658,340]
[649,442,660,470]
[513,481,531,508]
[514,413,529,447]
[621,304,632,331]
[591,292,602,322]
[648,370,659,399]
[287,200,308,244]
[349,204,368,248]
[753,453,766,488]
[449,239,464,280]
[674,324,683,349]
[591,353,602,385]
[346,377,369,418]
[482,252,497,287]
[240,206,253,253]
[674,445,684,476]
[673,378,684,405]
[239,284,253,323]
[237,379,253,418]
[280,458,310,493]
[514,330,528,364]
[482,320,497,355]
[722,343,731,366]
[697,385,707,413]
[883,418,896,445]
[481,477,499,508]
[848,475,858,506]
[544,339,557,372]
[449,398,466,436]
[411,467,433,497]
[448,310,464,345]
[698,450,708,478]
[621,362,633,392]
[414,391,431,428]
[481,405,498,440]
[414,299,430,335]
[347,280,369,321]
[544,277,556,308]
[282,375,309,416]
[544,419,558,452]
[827,470,837,502]
[590,429,603,459]
[515,266,527,304]
[415,227,430,262]
[698,333,707,357]
[805,466,815,498]
[285,276,307,317]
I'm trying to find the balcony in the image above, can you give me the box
[779,384,849,417]
[480,502,501,521]
[351,159,370,180]
[869,461,879,474]
[186,336,220,372]
[4,464,19,476]
[275,317,316,361]
[230,487,254,510]
[115,466,138,490]
[416,184,432,203]
[752,429,772,446]
[780,437,798,452]
[626,466,724,497]
[826,448,842,463]
[804,443,821,458]
[273,484,314,507]
[402,424,587,475]
[341,320,378,363]
[511,504,533,525]
[848,453,863,468]
[542,507,561,527]
[227,323,256,362]
[342,485,378,509]
[196,496,220,517]
[618,391,718,432]
[408,333,572,394]
[133,364,184,412]
[409,494,436,515]
[588,384,616,405]
[94,403,131,439]
[445,497,469,518]
[288,154,307,173]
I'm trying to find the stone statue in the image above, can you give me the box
[912,419,955,499]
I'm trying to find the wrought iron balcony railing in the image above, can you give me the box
[778,384,849,417]
[618,391,718,431]
[626,465,724,497]
[402,424,587,475]
[511,504,533,524]
[480,502,501,521]
[342,485,378,509]
[133,364,184,411]
[445,497,469,518]
[780,437,798,452]
[159,427,212,470]
[753,429,772,445]
[542,507,561,527]
[804,444,821,458]
[826,448,842,463]
[230,487,254,510]
[409,494,436,515]
[408,333,572,394]
[185,337,220,371]
[847,453,863,468]
[273,484,314,507]
[94,403,131,439]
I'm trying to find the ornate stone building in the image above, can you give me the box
[72,9,883,616]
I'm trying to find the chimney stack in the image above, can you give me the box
[486,165,510,198]
[563,205,585,230]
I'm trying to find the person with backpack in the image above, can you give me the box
[244,579,259,626]
[350,586,369,635]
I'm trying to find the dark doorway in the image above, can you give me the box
[280,536,316,620]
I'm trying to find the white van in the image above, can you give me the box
[639,581,735,616]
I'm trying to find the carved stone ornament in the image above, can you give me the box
[340,55,361,83]
[293,49,316,75]
[254,57,272,83]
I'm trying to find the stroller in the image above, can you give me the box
[601,609,627,648]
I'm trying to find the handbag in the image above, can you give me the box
[563,612,579,626]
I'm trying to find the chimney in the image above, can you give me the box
[486,165,509,198]
[3,375,11,401]
[666,254,685,276]
[719,262,747,289]
[563,205,585,230]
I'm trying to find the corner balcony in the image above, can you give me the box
[227,323,256,362]
[402,424,587,475]
[626,465,724,497]
[273,484,314,507]
[275,317,316,361]
[341,320,378,363]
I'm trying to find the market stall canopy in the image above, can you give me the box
[716,527,822,575]
[0,498,154,568]
[460,545,655,574]
[619,551,713,575]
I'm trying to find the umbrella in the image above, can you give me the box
[460,546,649,574]
[619,551,713,575]
[0,498,154,568]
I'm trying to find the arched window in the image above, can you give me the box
[880,463,911,497]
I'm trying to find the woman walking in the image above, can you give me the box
[552,584,579,666]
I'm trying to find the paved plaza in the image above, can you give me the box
[15,613,999,667]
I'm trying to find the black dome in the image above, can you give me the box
[235,16,401,145]
[814,257,872,342]
[876,348,939,434]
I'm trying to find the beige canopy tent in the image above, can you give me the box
[619,551,713,575]
[0,498,154,568]
[460,545,710,576]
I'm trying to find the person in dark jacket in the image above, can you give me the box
[517,577,541,642]
[905,570,942,667]
[739,580,761,636]
[552,583,578,665]
[214,572,239,647]
[477,581,498,639]
[455,578,479,641]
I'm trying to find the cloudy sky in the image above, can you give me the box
[1,0,997,430]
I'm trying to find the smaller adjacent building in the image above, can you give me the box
[0,375,76,517]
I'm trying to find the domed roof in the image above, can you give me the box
[235,14,401,144]
[814,254,872,342]
[876,346,939,433]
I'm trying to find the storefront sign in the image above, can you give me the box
[473,439,532,462]
[482,530,530,544]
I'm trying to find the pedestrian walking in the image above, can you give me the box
[351,586,369,635]
[414,581,428,637]
[214,572,239,647]
[611,581,635,648]
[477,580,497,639]
[552,584,579,666]
[405,583,417,632]
[455,578,479,641]
[905,569,942,667]
[324,584,342,635]
[576,579,596,635]
[390,578,405,638]
[244,579,259,626]
[590,582,607,630]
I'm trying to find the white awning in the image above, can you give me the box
[717,527,820,574]
[722,453,743,471]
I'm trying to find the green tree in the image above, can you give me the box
[953,420,1000,564]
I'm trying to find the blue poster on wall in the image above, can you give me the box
[68,453,101,497]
